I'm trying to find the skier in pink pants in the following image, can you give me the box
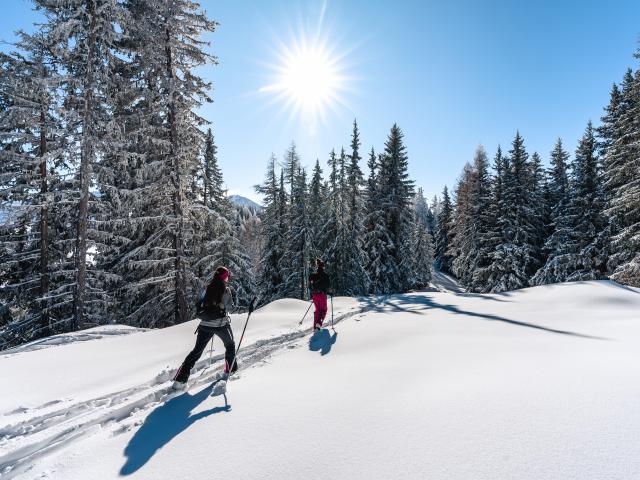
[309,259,331,331]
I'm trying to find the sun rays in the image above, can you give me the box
[259,24,353,133]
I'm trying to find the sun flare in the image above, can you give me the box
[280,45,338,110]
[260,32,350,129]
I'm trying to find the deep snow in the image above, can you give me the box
[1,281,640,479]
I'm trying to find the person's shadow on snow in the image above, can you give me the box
[309,329,337,356]
[120,383,230,476]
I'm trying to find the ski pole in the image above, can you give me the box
[200,336,215,375]
[227,297,257,375]
[298,300,314,326]
[330,295,335,332]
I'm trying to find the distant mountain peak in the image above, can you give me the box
[228,195,262,210]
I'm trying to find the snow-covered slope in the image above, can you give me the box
[228,195,262,210]
[2,282,640,479]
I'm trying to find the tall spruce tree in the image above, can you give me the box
[411,189,434,288]
[449,162,476,285]
[532,139,571,285]
[569,122,608,279]
[342,120,369,295]
[120,0,216,327]
[325,148,351,294]
[414,188,431,226]
[472,146,505,291]
[0,35,73,346]
[528,151,547,272]
[308,160,327,262]
[534,123,607,282]
[363,148,392,293]
[377,124,415,292]
[286,168,312,299]
[468,146,495,292]
[32,0,126,328]
[192,129,255,307]
[604,67,640,286]
[255,156,286,303]
[429,195,441,232]
[485,132,539,292]
[434,186,454,273]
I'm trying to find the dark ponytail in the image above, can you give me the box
[206,266,229,305]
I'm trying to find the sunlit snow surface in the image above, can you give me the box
[1,281,640,479]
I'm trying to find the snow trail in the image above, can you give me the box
[432,269,466,293]
[0,303,362,479]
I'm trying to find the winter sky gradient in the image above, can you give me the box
[2,0,639,202]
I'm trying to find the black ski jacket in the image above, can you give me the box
[309,269,330,294]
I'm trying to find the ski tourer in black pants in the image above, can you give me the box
[174,325,237,384]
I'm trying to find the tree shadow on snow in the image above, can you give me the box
[309,328,338,355]
[119,384,230,476]
[360,294,609,340]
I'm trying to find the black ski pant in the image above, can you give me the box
[174,324,236,383]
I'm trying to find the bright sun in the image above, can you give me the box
[280,45,338,110]
[260,32,350,129]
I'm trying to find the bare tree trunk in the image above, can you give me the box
[39,95,49,330]
[166,25,189,325]
[74,0,97,330]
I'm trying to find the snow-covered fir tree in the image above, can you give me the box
[448,162,476,285]
[202,129,222,209]
[528,151,547,271]
[447,146,494,290]
[484,132,540,292]
[363,148,392,294]
[603,66,640,286]
[0,34,73,346]
[278,142,306,297]
[467,146,494,292]
[192,129,255,307]
[234,204,263,275]
[285,168,312,299]
[410,189,434,288]
[307,160,327,262]
[324,148,351,294]
[283,142,301,203]
[32,0,126,328]
[434,186,454,273]
[471,146,505,291]
[429,194,441,232]
[531,139,571,285]
[534,123,607,282]
[413,188,431,227]
[377,124,415,292]
[255,156,287,303]
[342,120,369,295]
[109,0,217,327]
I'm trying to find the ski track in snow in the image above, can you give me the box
[0,307,363,479]
[1,327,147,357]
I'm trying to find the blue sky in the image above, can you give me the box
[2,0,639,202]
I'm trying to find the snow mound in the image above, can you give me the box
[255,297,311,313]
[2,325,148,356]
